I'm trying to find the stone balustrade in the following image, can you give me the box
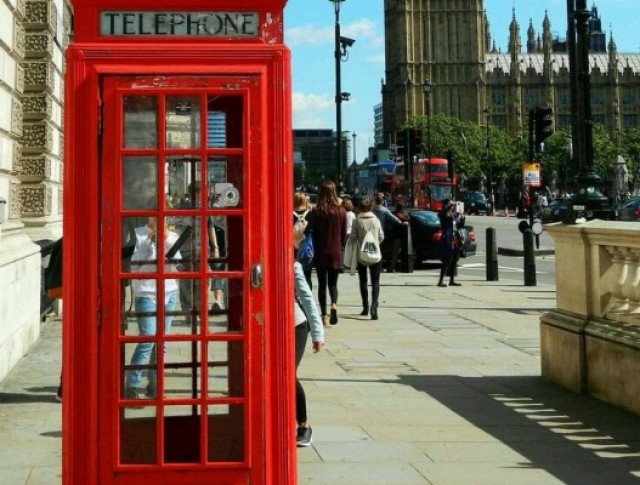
[542,220,640,415]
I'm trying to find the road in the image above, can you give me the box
[414,214,558,287]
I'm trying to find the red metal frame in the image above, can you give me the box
[64,2,293,483]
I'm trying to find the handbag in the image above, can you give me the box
[297,231,314,264]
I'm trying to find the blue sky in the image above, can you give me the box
[284,0,640,163]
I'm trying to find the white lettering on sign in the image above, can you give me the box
[100,12,260,37]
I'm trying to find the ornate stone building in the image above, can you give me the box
[0,0,70,381]
[382,0,640,145]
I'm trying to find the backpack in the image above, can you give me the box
[358,227,381,266]
[293,210,309,249]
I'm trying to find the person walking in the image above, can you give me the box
[373,192,407,273]
[437,199,464,287]
[293,261,325,446]
[293,192,313,289]
[350,197,384,320]
[308,180,347,326]
[124,217,181,402]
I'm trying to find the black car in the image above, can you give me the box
[618,198,640,221]
[540,198,570,223]
[408,210,477,265]
[461,191,493,215]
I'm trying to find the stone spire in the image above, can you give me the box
[485,12,492,52]
[508,8,521,57]
[608,30,618,74]
[527,19,536,53]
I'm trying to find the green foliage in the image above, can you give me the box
[401,114,637,194]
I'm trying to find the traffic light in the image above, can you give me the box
[396,130,408,159]
[408,128,423,159]
[534,106,554,152]
[446,149,456,179]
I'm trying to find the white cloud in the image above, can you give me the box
[286,25,334,45]
[293,92,334,128]
[286,18,380,47]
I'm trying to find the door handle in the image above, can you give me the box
[251,264,263,289]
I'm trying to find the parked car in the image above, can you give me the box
[541,189,616,223]
[460,191,493,215]
[618,198,640,221]
[540,198,570,223]
[408,210,477,265]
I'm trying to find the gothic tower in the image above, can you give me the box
[382,0,487,140]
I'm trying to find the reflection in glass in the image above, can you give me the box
[164,342,201,399]
[123,156,158,210]
[207,95,244,148]
[124,96,158,149]
[165,155,201,209]
[207,341,244,398]
[207,404,244,462]
[207,278,244,333]
[166,97,201,149]
[120,407,158,464]
[207,156,243,209]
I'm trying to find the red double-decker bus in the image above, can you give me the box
[390,158,455,210]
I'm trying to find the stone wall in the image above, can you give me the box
[542,221,640,415]
[0,0,69,382]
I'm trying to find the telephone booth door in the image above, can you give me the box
[99,75,265,485]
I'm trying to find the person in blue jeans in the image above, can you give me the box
[125,217,181,403]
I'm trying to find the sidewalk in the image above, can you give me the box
[3,267,640,484]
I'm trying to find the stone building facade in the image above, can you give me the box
[382,0,640,145]
[0,0,70,381]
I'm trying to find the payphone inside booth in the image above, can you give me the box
[63,2,294,485]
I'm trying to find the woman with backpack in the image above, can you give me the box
[349,197,384,320]
[293,192,312,289]
[307,181,346,326]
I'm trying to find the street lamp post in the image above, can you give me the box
[329,0,354,194]
[484,107,494,213]
[423,80,433,208]
[352,131,357,165]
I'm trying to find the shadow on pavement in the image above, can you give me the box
[398,374,640,485]
[0,392,59,404]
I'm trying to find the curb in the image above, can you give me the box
[498,247,555,257]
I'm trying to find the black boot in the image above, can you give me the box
[370,302,379,320]
[360,303,369,316]
[437,265,447,287]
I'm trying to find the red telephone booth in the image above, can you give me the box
[63,2,294,484]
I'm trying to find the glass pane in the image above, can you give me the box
[164,406,202,463]
[207,278,243,333]
[207,404,244,462]
[122,217,183,273]
[120,406,157,464]
[208,215,244,272]
[177,277,204,330]
[122,341,157,403]
[123,96,158,149]
[207,156,243,209]
[166,96,201,149]
[207,95,243,148]
[165,155,201,209]
[123,156,158,210]
[207,341,244,398]
[171,216,206,272]
[164,341,202,399]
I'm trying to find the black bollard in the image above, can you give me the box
[400,223,414,273]
[523,228,537,286]
[486,228,499,281]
